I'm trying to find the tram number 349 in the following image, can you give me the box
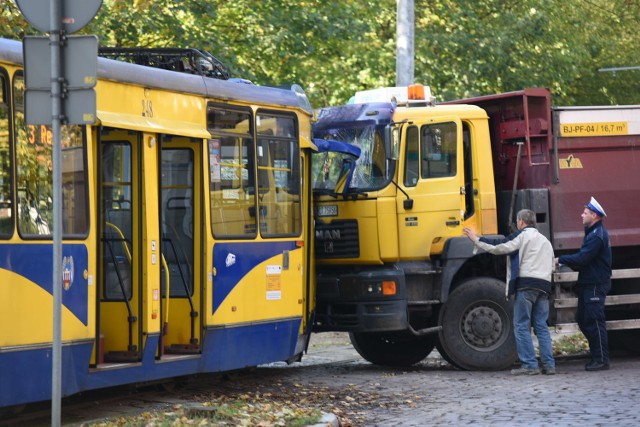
[142,99,154,118]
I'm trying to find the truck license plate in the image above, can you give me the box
[317,205,338,217]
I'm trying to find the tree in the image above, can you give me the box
[413,0,640,105]
[2,0,640,106]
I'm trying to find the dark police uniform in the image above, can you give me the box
[559,219,612,369]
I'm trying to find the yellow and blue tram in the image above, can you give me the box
[0,37,317,408]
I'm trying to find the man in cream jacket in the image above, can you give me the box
[463,209,556,375]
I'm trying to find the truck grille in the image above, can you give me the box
[315,219,359,259]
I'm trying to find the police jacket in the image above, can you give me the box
[558,221,612,285]
[473,226,554,295]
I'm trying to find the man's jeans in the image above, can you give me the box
[513,289,555,369]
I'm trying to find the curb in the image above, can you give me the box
[308,412,340,427]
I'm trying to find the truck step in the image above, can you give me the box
[554,268,640,283]
[556,319,640,333]
[555,293,640,308]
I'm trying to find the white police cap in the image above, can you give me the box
[585,196,606,217]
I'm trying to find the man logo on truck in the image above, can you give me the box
[317,229,341,240]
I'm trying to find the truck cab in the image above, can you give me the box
[312,85,640,370]
[312,86,516,369]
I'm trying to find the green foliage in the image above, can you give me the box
[0,1,31,38]
[2,0,640,107]
[552,332,589,356]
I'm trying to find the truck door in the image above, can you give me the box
[398,118,466,258]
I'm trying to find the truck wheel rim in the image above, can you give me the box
[460,302,507,351]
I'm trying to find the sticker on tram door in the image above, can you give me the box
[225,253,236,267]
[266,265,282,300]
[62,256,74,290]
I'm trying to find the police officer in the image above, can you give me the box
[558,197,612,371]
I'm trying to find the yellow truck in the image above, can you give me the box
[311,86,640,370]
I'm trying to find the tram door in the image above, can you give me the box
[160,137,202,354]
[98,128,143,362]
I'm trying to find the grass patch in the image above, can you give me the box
[552,332,589,356]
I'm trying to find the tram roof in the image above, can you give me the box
[0,37,311,114]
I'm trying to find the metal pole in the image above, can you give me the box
[508,141,524,233]
[396,0,415,86]
[50,0,63,425]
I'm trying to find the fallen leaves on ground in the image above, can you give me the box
[85,375,403,427]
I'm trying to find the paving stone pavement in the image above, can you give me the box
[278,332,640,427]
[364,358,640,426]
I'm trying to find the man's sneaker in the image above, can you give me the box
[510,367,540,376]
[541,366,556,375]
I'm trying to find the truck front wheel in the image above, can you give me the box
[349,331,436,367]
[438,277,517,370]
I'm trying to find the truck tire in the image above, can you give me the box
[438,277,517,370]
[435,339,459,367]
[349,331,436,367]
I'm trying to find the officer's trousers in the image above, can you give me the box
[576,282,611,364]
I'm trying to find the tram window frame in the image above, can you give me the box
[160,145,195,298]
[207,103,257,239]
[0,68,13,239]
[101,139,135,301]
[12,73,89,239]
[255,110,302,238]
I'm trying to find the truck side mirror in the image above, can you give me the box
[384,124,398,160]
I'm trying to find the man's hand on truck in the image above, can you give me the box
[463,227,479,242]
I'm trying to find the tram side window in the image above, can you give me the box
[0,72,11,237]
[207,106,257,238]
[13,75,88,238]
[256,113,301,237]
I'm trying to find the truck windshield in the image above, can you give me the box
[312,124,386,192]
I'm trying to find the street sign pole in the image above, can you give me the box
[49,0,63,425]
[396,0,415,86]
